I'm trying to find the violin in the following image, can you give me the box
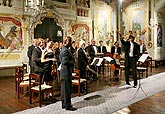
[113,53,120,59]
[51,62,57,77]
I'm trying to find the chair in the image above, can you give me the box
[72,69,87,97]
[137,56,151,78]
[29,73,53,107]
[119,58,125,78]
[16,67,32,99]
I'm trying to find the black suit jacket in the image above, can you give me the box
[111,46,121,55]
[87,44,98,63]
[55,48,61,66]
[78,48,88,71]
[32,47,43,73]
[98,46,107,54]
[27,45,35,66]
[121,39,140,60]
[59,46,74,80]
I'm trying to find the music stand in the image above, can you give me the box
[133,54,148,98]
[90,57,104,79]
[103,57,114,82]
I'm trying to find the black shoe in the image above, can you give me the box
[133,85,137,88]
[65,107,77,111]
[126,82,131,85]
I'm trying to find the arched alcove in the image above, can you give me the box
[34,17,63,42]
[28,9,65,42]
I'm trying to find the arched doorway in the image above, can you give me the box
[34,17,63,42]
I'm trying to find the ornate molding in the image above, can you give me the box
[27,8,65,39]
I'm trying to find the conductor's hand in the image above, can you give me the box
[118,32,124,40]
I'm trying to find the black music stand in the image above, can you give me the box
[133,54,148,98]
[103,56,114,82]
[90,57,104,80]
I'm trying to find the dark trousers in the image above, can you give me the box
[125,57,137,86]
[61,79,72,109]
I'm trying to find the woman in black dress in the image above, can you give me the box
[41,38,56,86]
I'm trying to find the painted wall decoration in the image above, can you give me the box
[0,17,23,57]
[72,23,89,42]
[0,0,12,7]
[75,0,90,8]
[131,10,144,32]
[157,23,162,47]
[98,10,108,43]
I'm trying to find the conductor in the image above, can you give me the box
[120,35,140,88]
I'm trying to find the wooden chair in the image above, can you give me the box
[72,69,87,97]
[29,73,53,107]
[16,67,32,99]
[119,58,125,78]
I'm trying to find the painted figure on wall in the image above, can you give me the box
[157,24,162,47]
[1,26,23,57]
[132,10,144,32]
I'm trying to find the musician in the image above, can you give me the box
[70,41,77,69]
[32,38,45,80]
[139,39,147,56]
[111,41,121,56]
[59,36,77,111]
[87,39,98,80]
[78,40,89,79]
[98,40,107,74]
[27,39,37,73]
[77,40,89,93]
[41,38,56,86]
[111,41,121,75]
[120,35,140,88]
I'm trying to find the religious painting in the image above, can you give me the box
[157,23,162,47]
[98,10,108,43]
[0,17,23,57]
[71,24,89,42]
[131,10,144,32]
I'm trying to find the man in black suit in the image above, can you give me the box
[111,41,121,75]
[32,38,45,80]
[87,39,98,80]
[120,35,140,88]
[78,40,89,79]
[139,39,147,56]
[59,36,77,111]
[27,39,37,73]
[98,40,107,74]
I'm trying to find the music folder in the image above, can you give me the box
[138,54,149,63]
[91,57,104,66]
[103,56,113,62]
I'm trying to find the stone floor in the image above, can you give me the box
[0,65,165,114]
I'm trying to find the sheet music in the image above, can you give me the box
[97,58,104,66]
[138,54,149,63]
[90,57,104,66]
[57,64,61,71]
[103,57,113,62]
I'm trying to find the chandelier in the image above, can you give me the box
[24,0,45,16]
